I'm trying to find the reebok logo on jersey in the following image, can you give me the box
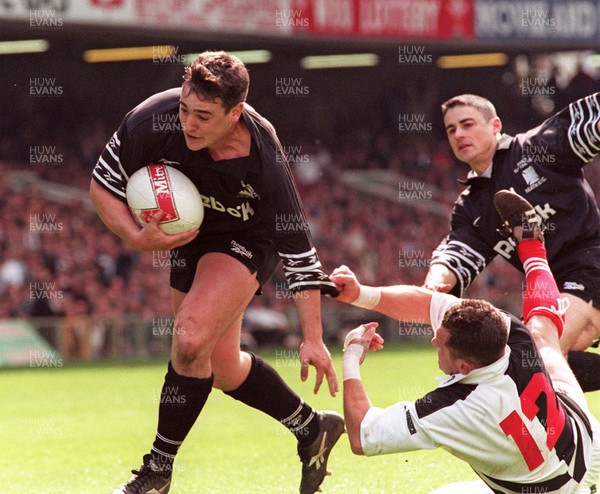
[230,240,253,259]
[237,180,260,200]
[563,281,585,291]
[103,171,117,183]
[200,194,255,221]
[108,135,118,150]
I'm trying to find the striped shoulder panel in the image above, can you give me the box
[414,383,478,419]
[568,93,600,163]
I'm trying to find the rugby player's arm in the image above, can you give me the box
[331,267,433,324]
[372,285,433,324]
[423,264,457,293]
[344,377,371,455]
[89,178,197,252]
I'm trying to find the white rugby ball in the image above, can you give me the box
[126,164,204,234]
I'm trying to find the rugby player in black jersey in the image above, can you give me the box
[90,51,343,494]
[423,93,600,392]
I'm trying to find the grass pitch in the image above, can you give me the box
[2,343,599,493]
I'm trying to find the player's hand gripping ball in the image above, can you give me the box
[126,164,204,234]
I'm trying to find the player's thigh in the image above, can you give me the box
[172,287,186,315]
[173,252,259,349]
[429,480,492,494]
[560,293,600,352]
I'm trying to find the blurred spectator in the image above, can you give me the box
[1,68,599,355]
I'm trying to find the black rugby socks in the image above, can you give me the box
[151,361,214,470]
[567,351,600,392]
[225,352,319,447]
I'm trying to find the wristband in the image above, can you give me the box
[342,344,363,381]
[351,286,381,310]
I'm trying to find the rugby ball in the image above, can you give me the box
[126,164,203,234]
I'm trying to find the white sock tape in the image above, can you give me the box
[351,286,381,310]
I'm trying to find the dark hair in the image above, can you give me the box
[442,299,507,367]
[182,51,249,113]
[441,94,497,121]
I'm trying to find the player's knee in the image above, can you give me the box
[567,318,600,351]
[173,315,214,361]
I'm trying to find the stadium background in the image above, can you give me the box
[1,0,600,363]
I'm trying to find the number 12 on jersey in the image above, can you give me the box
[500,372,566,471]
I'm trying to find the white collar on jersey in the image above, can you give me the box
[436,344,511,388]
[466,163,493,179]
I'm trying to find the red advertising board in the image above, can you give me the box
[298,0,474,39]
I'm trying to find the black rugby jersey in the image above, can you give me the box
[431,93,600,297]
[93,88,337,294]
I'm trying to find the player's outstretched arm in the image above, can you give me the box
[294,290,339,397]
[423,264,456,293]
[90,179,198,252]
[330,265,433,325]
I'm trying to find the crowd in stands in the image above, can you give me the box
[1,60,600,356]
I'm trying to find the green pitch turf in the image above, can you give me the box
[2,343,599,493]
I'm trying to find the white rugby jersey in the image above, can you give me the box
[360,293,600,493]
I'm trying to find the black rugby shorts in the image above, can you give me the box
[552,245,600,310]
[169,234,280,294]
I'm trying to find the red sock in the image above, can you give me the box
[517,240,565,337]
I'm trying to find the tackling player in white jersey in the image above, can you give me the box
[332,191,600,493]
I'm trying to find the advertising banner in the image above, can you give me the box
[3,0,598,41]
[475,0,600,40]
[306,0,474,39]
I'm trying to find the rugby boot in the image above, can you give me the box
[298,411,345,494]
[494,189,545,242]
[112,454,171,494]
